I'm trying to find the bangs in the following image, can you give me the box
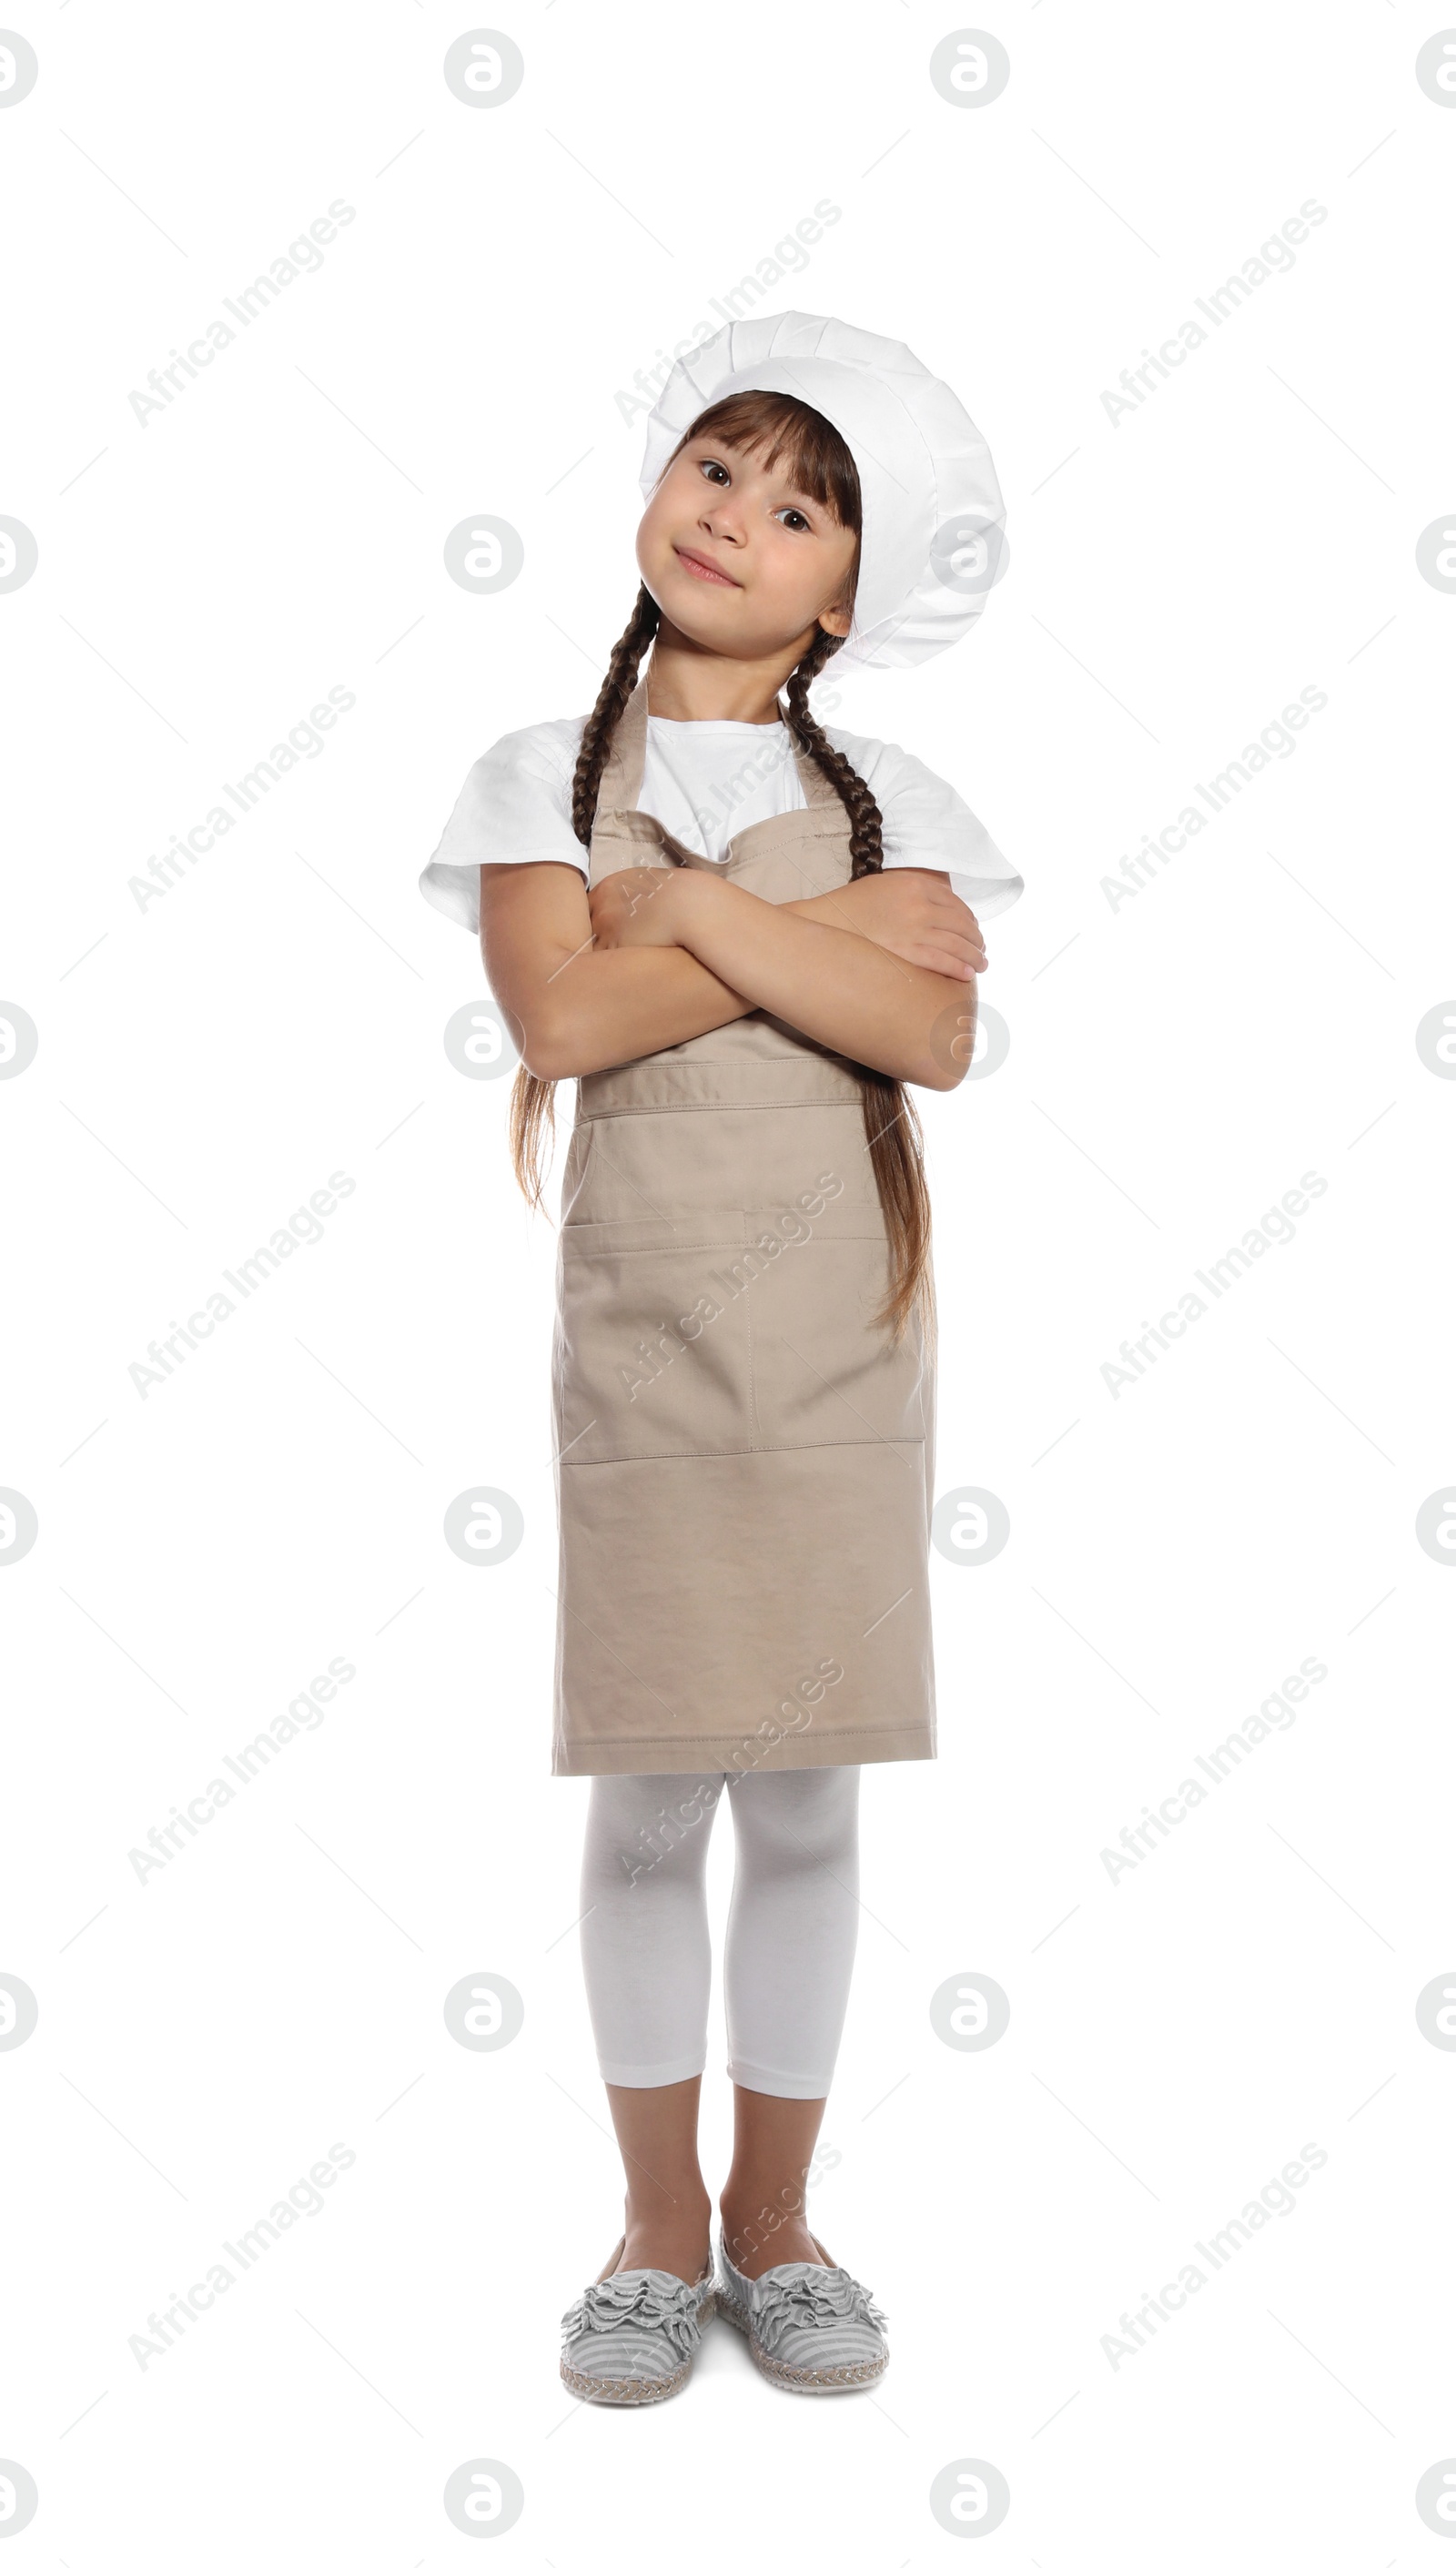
[669,391,862,534]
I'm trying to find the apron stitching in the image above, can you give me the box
[556,1436,927,1465]
[574,1099,864,1121]
[558,1724,934,1750]
[745,1272,762,1449]
[560,1239,890,1256]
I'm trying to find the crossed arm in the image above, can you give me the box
[478,860,986,1092]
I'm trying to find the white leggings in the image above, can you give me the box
[579,1767,861,2101]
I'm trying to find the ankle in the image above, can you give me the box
[718,2189,819,2278]
[620,2181,713,2282]
[629,2177,712,2226]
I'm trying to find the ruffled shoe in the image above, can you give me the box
[560,2238,716,2406]
[715,2226,889,2392]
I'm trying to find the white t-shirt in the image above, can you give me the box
[420,714,1024,932]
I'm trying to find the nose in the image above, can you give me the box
[699,496,746,544]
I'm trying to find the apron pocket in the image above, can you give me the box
[746,1230,933,1452]
[555,1234,759,1462]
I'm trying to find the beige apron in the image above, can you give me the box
[551,683,936,1777]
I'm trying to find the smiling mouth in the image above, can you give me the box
[674,546,741,588]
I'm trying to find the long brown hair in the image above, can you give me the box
[508,390,933,1340]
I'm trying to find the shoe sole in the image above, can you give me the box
[716,2289,888,2392]
[561,2296,716,2405]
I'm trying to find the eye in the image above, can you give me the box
[774,507,813,533]
[697,458,731,486]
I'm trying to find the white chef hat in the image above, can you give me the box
[638,310,1006,673]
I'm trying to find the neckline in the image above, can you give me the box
[600,680,841,820]
[646,713,789,735]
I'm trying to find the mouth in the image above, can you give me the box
[673,545,741,589]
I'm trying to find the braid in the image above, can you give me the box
[571,583,661,844]
[510,586,660,1217]
[782,626,885,876]
[783,624,933,1347]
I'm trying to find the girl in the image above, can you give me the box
[420,314,1023,2403]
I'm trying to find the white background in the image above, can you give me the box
[4,0,1455,2558]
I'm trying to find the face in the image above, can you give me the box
[635,435,858,663]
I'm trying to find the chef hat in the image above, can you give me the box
[638,310,1006,673]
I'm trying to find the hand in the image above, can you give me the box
[587,864,694,952]
[795,870,987,982]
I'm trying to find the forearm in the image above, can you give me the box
[519,944,757,1079]
[502,866,976,1086]
[521,890,890,1081]
[678,876,966,1088]
[784,885,879,935]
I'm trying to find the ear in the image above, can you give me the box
[818,603,852,639]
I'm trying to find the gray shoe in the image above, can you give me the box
[715,2225,888,2392]
[560,2238,716,2406]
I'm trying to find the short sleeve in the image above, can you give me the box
[825,729,1025,922]
[419,717,589,933]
